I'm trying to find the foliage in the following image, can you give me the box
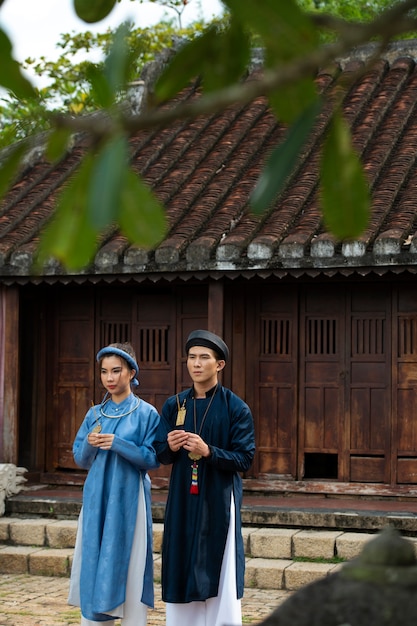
[1,0,417,271]
[0,18,206,149]
[297,0,417,41]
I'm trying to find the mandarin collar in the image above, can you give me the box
[191,383,218,399]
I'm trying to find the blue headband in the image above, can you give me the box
[96,346,139,387]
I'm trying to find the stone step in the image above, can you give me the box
[2,517,413,590]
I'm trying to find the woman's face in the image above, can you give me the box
[100,355,134,400]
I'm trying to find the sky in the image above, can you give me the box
[0,0,224,84]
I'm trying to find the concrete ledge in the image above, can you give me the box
[245,557,288,589]
[335,531,377,559]
[1,518,379,558]
[29,548,73,576]
[240,505,417,533]
[0,544,355,590]
[284,561,339,590]
[0,546,43,574]
[250,528,296,558]
[9,518,46,546]
[7,494,417,534]
[0,518,388,590]
[293,530,343,559]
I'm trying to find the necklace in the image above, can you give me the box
[100,397,140,419]
[188,384,218,461]
[91,402,102,433]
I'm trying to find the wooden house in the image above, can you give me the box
[2,42,417,498]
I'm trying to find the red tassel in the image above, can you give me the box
[190,461,199,495]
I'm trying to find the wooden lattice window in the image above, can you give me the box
[139,326,169,364]
[307,318,337,355]
[398,316,417,356]
[100,322,130,346]
[352,317,385,356]
[261,318,291,355]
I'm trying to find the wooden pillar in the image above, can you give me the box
[0,286,19,463]
[207,280,224,337]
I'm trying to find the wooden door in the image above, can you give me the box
[47,287,95,475]
[393,286,417,483]
[251,282,393,484]
[251,285,298,478]
[347,286,390,483]
[298,285,345,481]
[298,284,391,483]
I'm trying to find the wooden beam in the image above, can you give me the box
[208,281,224,336]
[2,286,19,463]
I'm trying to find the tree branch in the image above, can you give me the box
[52,0,417,139]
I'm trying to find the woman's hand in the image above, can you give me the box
[87,432,115,450]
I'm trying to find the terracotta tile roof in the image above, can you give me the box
[2,42,417,284]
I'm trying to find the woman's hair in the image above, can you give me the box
[106,342,137,363]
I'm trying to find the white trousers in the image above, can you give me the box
[70,479,147,626]
[166,492,242,626]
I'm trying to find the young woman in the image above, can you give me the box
[68,342,160,626]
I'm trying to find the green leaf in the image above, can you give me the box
[73,0,117,23]
[88,135,129,229]
[199,18,251,93]
[154,18,250,102]
[85,63,114,108]
[0,143,27,200]
[154,25,219,102]
[103,23,132,93]
[0,29,35,98]
[223,0,319,122]
[45,128,72,163]
[119,170,167,248]
[320,111,370,239]
[36,155,98,270]
[224,0,318,58]
[268,77,318,124]
[250,99,322,214]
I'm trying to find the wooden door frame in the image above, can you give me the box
[0,285,19,463]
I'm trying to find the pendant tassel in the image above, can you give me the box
[190,461,199,495]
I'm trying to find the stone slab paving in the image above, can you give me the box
[0,575,291,626]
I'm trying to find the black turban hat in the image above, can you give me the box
[185,330,229,362]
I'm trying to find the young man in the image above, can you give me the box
[154,330,256,626]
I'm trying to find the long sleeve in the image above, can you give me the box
[206,395,255,472]
[111,408,160,470]
[154,395,181,465]
[73,409,99,470]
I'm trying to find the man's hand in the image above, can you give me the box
[167,429,189,452]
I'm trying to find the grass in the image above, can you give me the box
[57,608,81,623]
[293,555,346,564]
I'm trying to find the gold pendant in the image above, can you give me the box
[176,404,186,426]
[188,452,202,461]
[92,424,102,433]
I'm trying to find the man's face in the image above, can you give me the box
[187,346,224,387]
